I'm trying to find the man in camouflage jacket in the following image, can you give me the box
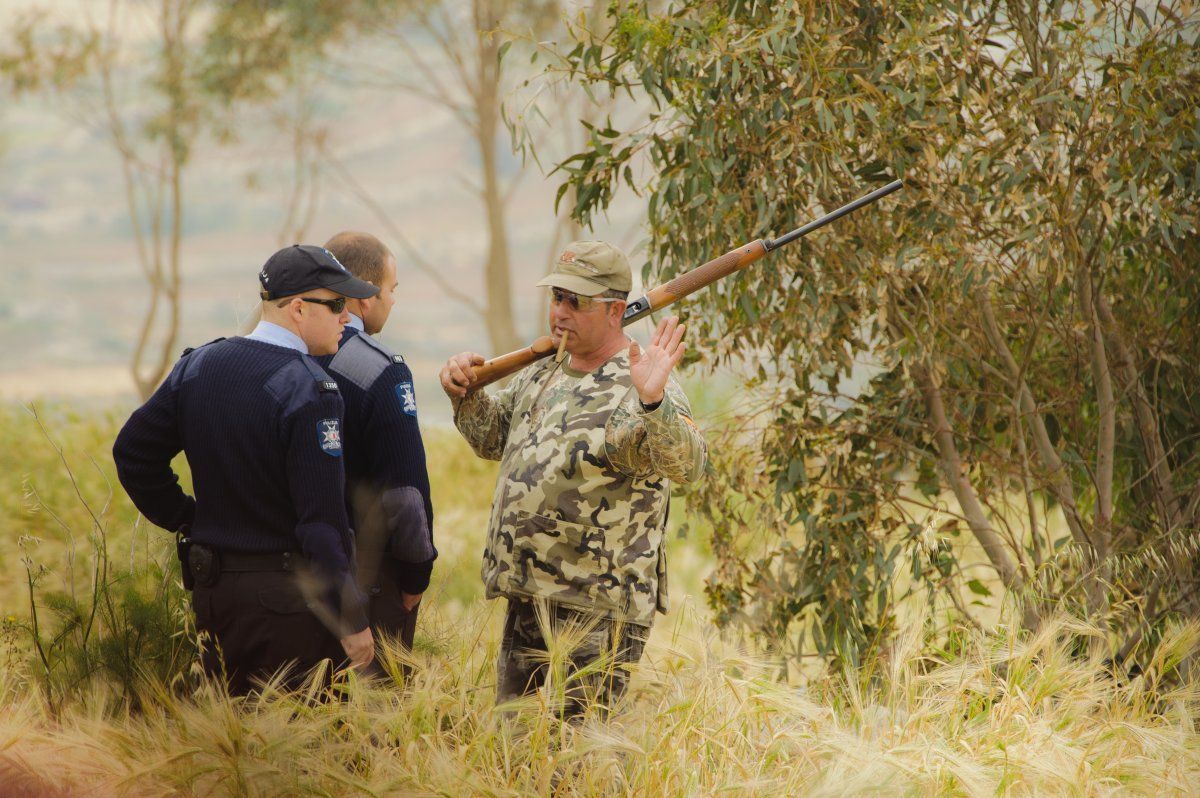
[440,240,707,716]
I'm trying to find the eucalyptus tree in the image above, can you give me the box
[554,0,1200,666]
[1,0,360,398]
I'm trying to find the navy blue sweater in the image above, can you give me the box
[113,337,368,633]
[317,328,436,595]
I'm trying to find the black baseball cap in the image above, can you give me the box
[258,244,380,301]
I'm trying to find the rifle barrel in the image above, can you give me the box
[765,179,903,251]
[469,178,902,391]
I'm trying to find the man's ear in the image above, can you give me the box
[286,297,304,324]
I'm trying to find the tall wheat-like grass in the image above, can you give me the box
[0,601,1196,797]
[2,408,1197,796]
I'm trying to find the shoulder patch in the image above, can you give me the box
[265,357,340,419]
[328,334,391,391]
[394,380,418,417]
[392,354,405,364]
[299,355,337,389]
[317,418,342,456]
[354,332,394,358]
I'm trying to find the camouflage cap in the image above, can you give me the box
[536,241,632,295]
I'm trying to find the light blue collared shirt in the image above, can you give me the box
[346,314,365,333]
[246,320,308,354]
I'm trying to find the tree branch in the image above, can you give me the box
[321,147,485,316]
[1095,291,1183,535]
[910,358,1038,630]
[977,285,1092,550]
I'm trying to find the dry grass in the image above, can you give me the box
[0,405,1197,796]
[0,606,1197,796]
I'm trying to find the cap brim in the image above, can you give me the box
[325,273,380,299]
[535,273,608,296]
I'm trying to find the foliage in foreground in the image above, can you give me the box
[1,605,1198,797]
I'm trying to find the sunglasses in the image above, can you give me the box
[550,287,623,312]
[299,296,347,314]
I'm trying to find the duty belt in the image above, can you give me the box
[185,543,303,589]
[218,550,301,572]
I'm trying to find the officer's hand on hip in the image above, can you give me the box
[440,352,486,399]
[401,591,422,611]
[341,626,375,670]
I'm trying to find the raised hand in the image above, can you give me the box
[628,315,686,406]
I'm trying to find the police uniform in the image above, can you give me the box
[315,316,436,663]
[112,245,379,695]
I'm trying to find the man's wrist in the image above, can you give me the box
[638,393,664,411]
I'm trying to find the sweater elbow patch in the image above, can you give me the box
[381,486,436,562]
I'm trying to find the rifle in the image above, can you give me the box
[467,179,903,392]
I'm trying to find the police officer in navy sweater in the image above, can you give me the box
[113,245,379,694]
[316,231,436,671]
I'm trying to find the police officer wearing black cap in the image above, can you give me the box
[316,232,437,674]
[113,244,380,695]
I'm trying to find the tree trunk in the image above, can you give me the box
[474,0,520,354]
[911,360,1040,632]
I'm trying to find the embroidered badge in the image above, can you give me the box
[318,418,342,456]
[395,381,418,417]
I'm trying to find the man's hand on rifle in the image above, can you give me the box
[440,352,486,398]
[629,315,686,406]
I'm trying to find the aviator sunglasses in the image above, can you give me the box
[550,287,623,312]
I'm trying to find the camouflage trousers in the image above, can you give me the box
[496,597,649,719]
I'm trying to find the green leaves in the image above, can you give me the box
[966,579,992,597]
[552,0,1200,667]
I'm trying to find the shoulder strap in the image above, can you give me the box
[180,337,226,357]
[353,332,404,364]
[299,355,340,393]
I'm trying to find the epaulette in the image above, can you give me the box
[299,356,340,393]
[329,333,407,391]
[354,332,402,363]
[181,337,225,357]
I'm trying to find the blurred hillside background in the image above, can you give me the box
[0,0,644,417]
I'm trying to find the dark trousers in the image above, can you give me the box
[496,598,648,719]
[192,569,345,696]
[362,556,419,678]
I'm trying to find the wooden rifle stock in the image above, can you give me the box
[466,179,902,392]
[470,335,558,387]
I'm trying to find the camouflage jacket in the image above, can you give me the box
[453,349,707,625]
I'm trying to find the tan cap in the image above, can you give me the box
[535,240,632,295]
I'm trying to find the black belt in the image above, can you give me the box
[218,549,301,573]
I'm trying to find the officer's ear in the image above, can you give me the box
[281,296,305,324]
